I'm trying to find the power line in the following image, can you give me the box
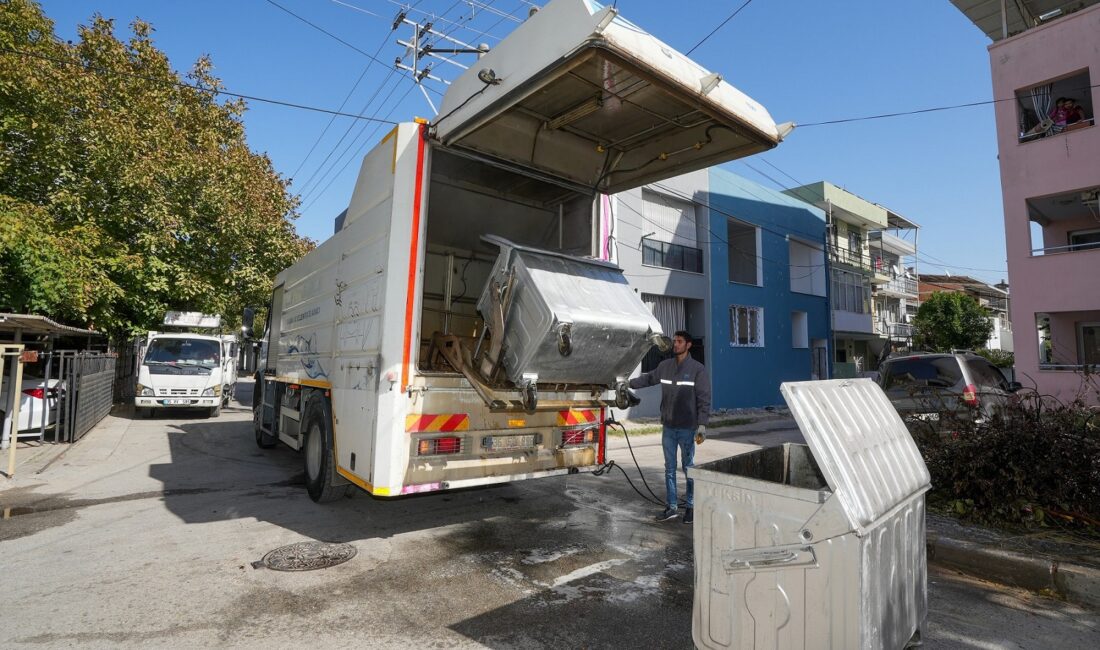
[297,68,405,200]
[264,0,394,67]
[300,80,416,212]
[0,46,399,125]
[685,1,754,56]
[798,82,1100,127]
[296,1,484,199]
[298,1,487,206]
[283,5,402,181]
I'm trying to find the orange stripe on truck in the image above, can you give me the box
[557,409,597,427]
[405,413,470,433]
[401,123,428,390]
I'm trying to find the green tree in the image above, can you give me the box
[913,292,994,352]
[0,0,312,337]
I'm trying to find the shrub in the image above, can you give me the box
[975,348,1014,368]
[912,399,1100,532]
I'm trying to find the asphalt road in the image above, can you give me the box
[0,382,1096,648]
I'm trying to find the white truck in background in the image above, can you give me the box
[135,312,238,418]
[247,0,790,502]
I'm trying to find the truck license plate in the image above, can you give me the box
[163,399,191,405]
[486,434,537,450]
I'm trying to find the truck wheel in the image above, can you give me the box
[208,404,221,418]
[254,401,276,449]
[302,397,347,503]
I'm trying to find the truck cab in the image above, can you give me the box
[135,313,238,418]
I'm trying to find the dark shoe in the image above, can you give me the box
[682,508,694,525]
[654,507,678,522]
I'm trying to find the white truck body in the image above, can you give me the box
[253,0,787,500]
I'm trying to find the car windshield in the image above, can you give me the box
[144,338,220,367]
[964,358,1009,390]
[881,357,964,390]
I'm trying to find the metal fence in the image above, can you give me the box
[63,353,116,443]
[7,350,117,444]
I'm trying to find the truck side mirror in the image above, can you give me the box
[242,307,255,340]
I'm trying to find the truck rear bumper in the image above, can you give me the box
[389,464,599,496]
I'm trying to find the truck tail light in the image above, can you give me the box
[962,384,979,408]
[22,388,45,399]
[418,436,462,456]
[562,428,597,446]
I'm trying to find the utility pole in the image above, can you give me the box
[393,13,489,115]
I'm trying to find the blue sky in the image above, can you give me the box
[37,0,1008,284]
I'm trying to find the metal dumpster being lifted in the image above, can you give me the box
[474,235,665,409]
[688,379,930,650]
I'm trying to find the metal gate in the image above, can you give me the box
[62,353,116,443]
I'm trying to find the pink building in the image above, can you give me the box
[953,1,1100,403]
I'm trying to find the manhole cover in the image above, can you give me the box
[260,542,357,571]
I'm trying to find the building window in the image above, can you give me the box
[727,219,760,285]
[729,305,764,348]
[641,238,704,273]
[1016,70,1093,143]
[791,311,808,348]
[1069,228,1100,252]
[789,239,826,296]
[831,268,870,314]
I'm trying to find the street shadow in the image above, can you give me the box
[147,382,584,545]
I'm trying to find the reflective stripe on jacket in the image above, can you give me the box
[628,356,711,429]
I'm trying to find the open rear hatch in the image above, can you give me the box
[431,0,789,194]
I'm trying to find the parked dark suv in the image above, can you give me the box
[878,352,1021,435]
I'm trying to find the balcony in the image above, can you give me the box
[979,295,1009,312]
[876,276,918,298]
[875,320,913,339]
[827,245,871,272]
[868,230,916,256]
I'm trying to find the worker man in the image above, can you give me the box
[629,330,711,524]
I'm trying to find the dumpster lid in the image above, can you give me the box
[431,0,786,194]
[780,379,930,529]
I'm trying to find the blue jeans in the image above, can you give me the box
[662,426,695,510]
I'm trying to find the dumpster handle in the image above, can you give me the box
[722,546,817,573]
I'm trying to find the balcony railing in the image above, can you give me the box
[879,276,918,296]
[1039,363,1099,372]
[828,245,871,271]
[1032,241,1100,256]
[875,321,913,339]
[980,296,1008,312]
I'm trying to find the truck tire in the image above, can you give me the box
[302,397,348,503]
[254,401,276,449]
[208,404,221,418]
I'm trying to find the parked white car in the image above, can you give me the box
[0,375,62,432]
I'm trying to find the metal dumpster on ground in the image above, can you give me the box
[688,379,930,650]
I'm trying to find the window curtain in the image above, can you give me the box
[1030,83,1053,134]
[641,294,685,337]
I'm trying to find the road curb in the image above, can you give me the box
[928,534,1100,609]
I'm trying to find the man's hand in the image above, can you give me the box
[694,425,706,445]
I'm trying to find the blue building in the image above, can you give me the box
[612,167,830,413]
[706,168,830,407]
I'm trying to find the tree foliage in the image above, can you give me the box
[913,291,994,352]
[0,0,312,337]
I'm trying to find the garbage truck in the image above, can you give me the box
[248,0,792,502]
[135,312,238,418]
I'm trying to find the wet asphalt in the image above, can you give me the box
[0,382,1096,648]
